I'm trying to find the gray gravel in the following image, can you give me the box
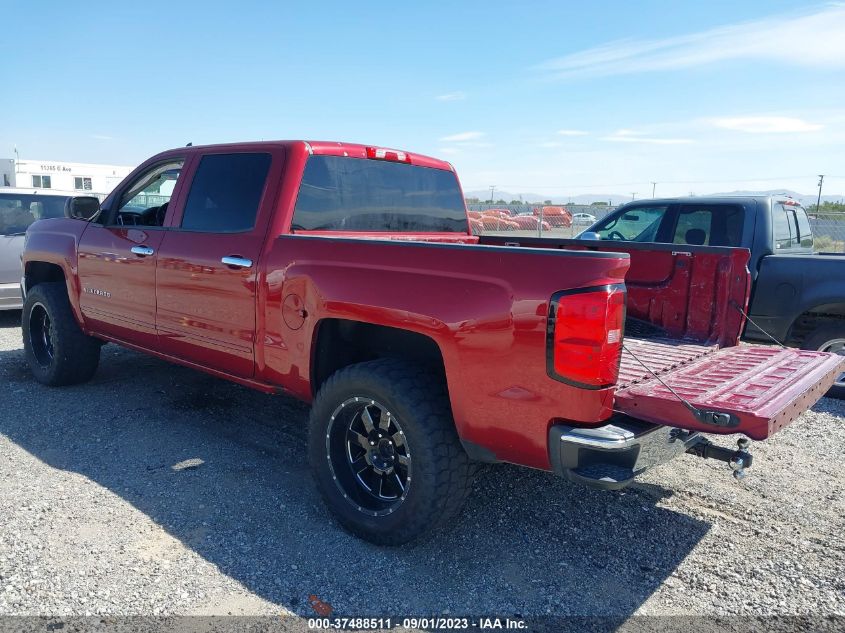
[0,308,843,619]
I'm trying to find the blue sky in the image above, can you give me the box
[3,0,844,198]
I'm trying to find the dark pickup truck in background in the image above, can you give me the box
[583,196,845,397]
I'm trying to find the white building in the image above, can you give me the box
[0,157,134,196]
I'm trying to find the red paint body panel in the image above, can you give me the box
[259,235,630,469]
[21,140,842,475]
[22,218,87,325]
[77,226,165,348]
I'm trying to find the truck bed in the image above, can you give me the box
[479,235,843,440]
[618,335,717,389]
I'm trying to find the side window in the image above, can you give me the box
[672,207,713,245]
[113,160,185,227]
[593,206,668,242]
[772,204,795,250]
[180,153,271,233]
[795,207,813,248]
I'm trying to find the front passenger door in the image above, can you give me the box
[155,151,279,378]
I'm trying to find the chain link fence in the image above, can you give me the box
[809,213,845,253]
[467,204,845,253]
[466,204,616,239]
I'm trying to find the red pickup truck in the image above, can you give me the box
[20,141,843,544]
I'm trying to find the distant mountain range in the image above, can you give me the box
[464,189,844,206]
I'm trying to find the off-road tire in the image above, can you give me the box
[308,359,476,545]
[802,325,845,400]
[22,282,100,386]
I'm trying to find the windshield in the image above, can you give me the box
[292,156,468,232]
[0,193,68,235]
[591,205,668,242]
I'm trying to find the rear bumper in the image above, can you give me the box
[0,281,23,310]
[549,418,700,490]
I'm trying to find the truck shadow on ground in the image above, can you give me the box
[0,335,710,617]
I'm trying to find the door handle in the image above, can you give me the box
[221,255,253,269]
[131,245,155,257]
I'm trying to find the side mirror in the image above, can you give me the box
[66,196,101,221]
[578,231,601,240]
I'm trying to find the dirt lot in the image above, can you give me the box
[0,308,843,621]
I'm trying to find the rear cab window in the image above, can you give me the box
[772,202,807,251]
[772,201,812,250]
[291,155,468,232]
[671,204,744,246]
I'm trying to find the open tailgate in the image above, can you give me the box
[614,344,844,440]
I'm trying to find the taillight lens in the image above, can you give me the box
[547,285,626,389]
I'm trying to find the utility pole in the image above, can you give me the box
[816,175,825,212]
[489,186,496,204]
[631,192,637,201]
[651,181,657,198]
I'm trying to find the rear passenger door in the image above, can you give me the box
[155,150,281,377]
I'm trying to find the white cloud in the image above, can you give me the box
[709,116,823,133]
[557,129,588,136]
[91,134,114,140]
[602,133,693,145]
[537,5,845,79]
[436,92,467,101]
[440,131,485,142]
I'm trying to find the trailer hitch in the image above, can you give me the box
[685,435,753,479]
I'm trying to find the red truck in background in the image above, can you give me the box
[20,141,843,545]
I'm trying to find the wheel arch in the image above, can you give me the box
[310,318,447,396]
[786,302,845,346]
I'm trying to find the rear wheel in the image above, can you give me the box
[308,359,475,545]
[22,282,100,386]
[802,325,845,399]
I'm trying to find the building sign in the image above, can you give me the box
[39,164,73,173]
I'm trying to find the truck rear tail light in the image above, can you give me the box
[365,146,411,163]
[547,284,626,389]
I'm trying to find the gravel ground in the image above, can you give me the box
[0,308,843,621]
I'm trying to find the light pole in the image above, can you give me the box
[651,181,657,198]
[631,192,637,201]
[816,175,825,212]
[489,186,496,204]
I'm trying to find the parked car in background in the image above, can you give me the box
[0,189,98,310]
[534,205,572,228]
[581,196,845,397]
[510,215,551,231]
[572,212,597,225]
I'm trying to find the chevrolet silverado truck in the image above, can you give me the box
[582,197,845,397]
[20,142,844,544]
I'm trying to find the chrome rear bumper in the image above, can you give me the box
[549,418,700,490]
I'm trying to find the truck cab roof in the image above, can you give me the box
[150,140,455,172]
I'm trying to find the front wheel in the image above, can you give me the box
[802,325,845,399]
[308,359,475,545]
[22,282,101,386]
